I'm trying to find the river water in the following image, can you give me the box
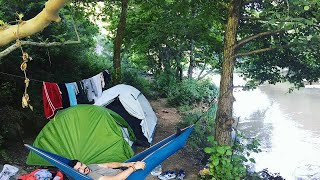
[212,74,320,179]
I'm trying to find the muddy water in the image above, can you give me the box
[233,83,320,179]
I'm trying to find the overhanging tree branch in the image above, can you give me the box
[242,0,262,5]
[235,47,276,58]
[0,0,69,47]
[235,29,283,49]
[0,15,81,59]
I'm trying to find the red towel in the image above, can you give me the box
[42,82,63,119]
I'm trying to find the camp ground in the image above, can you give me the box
[1,1,319,179]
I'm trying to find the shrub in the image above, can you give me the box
[202,133,261,180]
[122,68,154,98]
[178,104,218,163]
[167,78,218,106]
[0,106,24,162]
[153,71,177,97]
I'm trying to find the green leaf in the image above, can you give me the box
[213,158,219,166]
[204,147,214,153]
[226,150,232,156]
[304,6,310,10]
[217,146,226,154]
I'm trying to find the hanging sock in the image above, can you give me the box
[0,164,19,180]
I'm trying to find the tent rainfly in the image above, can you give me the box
[94,84,157,146]
[27,105,135,166]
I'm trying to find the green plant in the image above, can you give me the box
[153,71,177,97]
[179,104,218,163]
[203,134,261,180]
[122,66,154,98]
[167,78,218,106]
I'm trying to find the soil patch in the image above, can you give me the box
[144,98,200,180]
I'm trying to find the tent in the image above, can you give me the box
[27,105,135,166]
[94,84,157,147]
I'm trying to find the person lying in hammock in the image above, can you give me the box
[67,159,146,180]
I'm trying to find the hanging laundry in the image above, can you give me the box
[76,81,93,104]
[102,69,111,90]
[42,82,63,119]
[57,83,70,108]
[65,83,78,106]
[82,78,95,103]
[91,72,104,99]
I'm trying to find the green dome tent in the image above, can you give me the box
[27,105,135,166]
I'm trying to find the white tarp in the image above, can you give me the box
[94,84,157,143]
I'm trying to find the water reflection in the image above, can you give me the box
[233,83,320,179]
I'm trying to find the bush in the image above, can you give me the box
[122,68,154,98]
[167,78,218,106]
[0,106,25,161]
[178,104,218,163]
[153,71,177,97]
[202,134,261,180]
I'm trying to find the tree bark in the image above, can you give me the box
[187,4,196,79]
[112,0,129,85]
[187,39,195,78]
[215,0,241,146]
[0,0,68,47]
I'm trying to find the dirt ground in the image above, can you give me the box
[0,98,201,179]
[145,98,200,180]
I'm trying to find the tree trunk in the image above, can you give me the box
[215,0,241,146]
[112,0,129,85]
[164,47,171,73]
[187,5,196,78]
[187,39,195,78]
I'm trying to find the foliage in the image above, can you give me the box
[236,0,320,89]
[0,106,25,161]
[167,78,218,106]
[0,0,109,147]
[152,71,178,97]
[121,60,154,98]
[119,0,223,78]
[202,134,261,180]
[178,104,217,163]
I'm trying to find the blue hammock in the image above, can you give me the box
[25,125,194,180]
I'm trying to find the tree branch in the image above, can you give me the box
[235,29,284,49]
[242,0,262,5]
[0,14,81,59]
[0,40,80,59]
[235,47,276,58]
[0,0,69,47]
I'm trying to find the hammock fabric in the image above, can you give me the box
[25,125,194,180]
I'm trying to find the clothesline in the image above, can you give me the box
[1,70,111,120]
[0,71,43,83]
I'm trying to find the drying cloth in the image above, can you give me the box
[82,78,96,102]
[65,83,78,106]
[34,169,52,180]
[0,164,19,180]
[57,83,70,108]
[91,73,104,99]
[42,82,63,119]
